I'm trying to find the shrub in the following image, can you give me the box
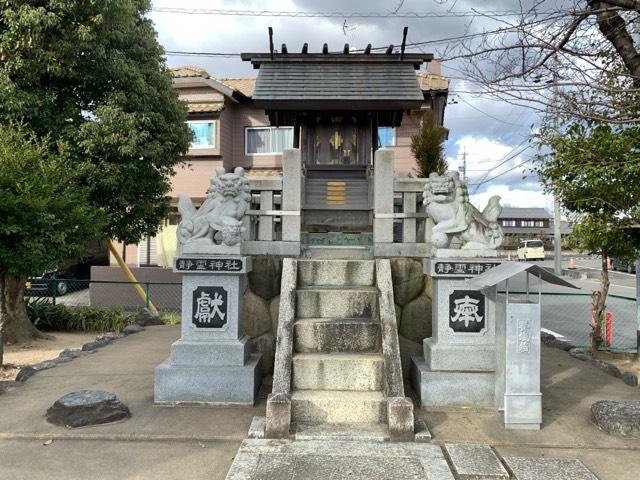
[27,302,135,332]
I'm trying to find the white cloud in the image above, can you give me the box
[470,184,552,211]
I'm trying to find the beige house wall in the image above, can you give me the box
[230,103,282,170]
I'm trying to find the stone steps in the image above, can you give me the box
[294,422,389,442]
[291,390,387,424]
[293,318,381,353]
[292,352,384,391]
[301,245,372,260]
[296,287,377,318]
[297,260,375,287]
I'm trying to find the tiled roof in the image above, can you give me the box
[500,207,552,219]
[170,66,210,78]
[416,73,449,91]
[185,102,224,113]
[218,77,256,97]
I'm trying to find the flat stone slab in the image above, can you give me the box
[591,400,640,438]
[414,418,432,443]
[504,457,599,480]
[46,390,130,428]
[445,443,509,479]
[225,439,454,480]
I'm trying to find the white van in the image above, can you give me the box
[517,239,545,261]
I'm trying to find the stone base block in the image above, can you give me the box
[424,340,495,371]
[504,393,542,430]
[169,337,249,367]
[411,357,495,408]
[154,354,261,405]
[387,397,415,442]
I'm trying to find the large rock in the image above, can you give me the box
[591,400,640,438]
[248,256,282,301]
[135,309,163,326]
[269,295,280,335]
[399,293,432,343]
[249,333,275,374]
[398,335,422,380]
[390,258,424,307]
[46,390,130,428]
[243,289,272,337]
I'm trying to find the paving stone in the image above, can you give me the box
[247,416,265,439]
[504,457,599,480]
[224,439,454,480]
[444,443,509,479]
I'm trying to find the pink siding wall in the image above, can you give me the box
[169,158,224,198]
[389,110,425,177]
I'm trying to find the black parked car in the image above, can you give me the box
[26,243,109,297]
[611,257,637,274]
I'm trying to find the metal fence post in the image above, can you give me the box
[145,282,151,309]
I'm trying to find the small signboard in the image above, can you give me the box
[449,289,486,333]
[176,257,244,273]
[192,286,228,328]
[434,261,501,276]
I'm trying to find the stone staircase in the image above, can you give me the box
[292,259,387,439]
[265,258,414,442]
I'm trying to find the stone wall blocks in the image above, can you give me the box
[248,256,282,300]
[399,293,432,344]
[243,288,272,338]
[390,258,424,306]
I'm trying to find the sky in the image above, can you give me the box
[149,0,557,211]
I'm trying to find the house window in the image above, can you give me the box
[502,220,516,227]
[535,220,544,227]
[521,220,537,227]
[377,127,396,148]
[187,120,216,148]
[245,127,294,155]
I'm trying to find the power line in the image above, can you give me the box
[151,7,559,19]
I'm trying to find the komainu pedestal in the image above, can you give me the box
[411,257,501,408]
[154,256,261,405]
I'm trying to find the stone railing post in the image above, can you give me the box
[281,149,301,244]
[374,150,395,245]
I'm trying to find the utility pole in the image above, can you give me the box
[552,54,562,275]
[459,147,467,182]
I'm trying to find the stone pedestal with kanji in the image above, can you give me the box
[411,256,501,408]
[154,255,261,405]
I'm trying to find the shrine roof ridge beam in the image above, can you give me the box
[241,53,433,69]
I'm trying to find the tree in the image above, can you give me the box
[440,1,640,124]
[537,120,640,350]
[0,1,191,346]
[0,125,101,364]
[411,113,448,177]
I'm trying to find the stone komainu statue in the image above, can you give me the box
[423,171,503,250]
[177,167,251,248]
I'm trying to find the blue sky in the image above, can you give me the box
[150,0,556,211]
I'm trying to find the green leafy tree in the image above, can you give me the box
[0,0,191,348]
[538,122,640,350]
[0,125,102,364]
[411,113,448,177]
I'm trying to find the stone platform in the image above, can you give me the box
[225,439,601,480]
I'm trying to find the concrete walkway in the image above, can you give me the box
[0,325,639,479]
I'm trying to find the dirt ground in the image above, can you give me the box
[593,350,640,377]
[0,332,96,381]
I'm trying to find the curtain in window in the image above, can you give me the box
[272,128,294,152]
[247,128,271,154]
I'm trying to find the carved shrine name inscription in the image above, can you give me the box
[176,258,243,272]
[435,262,501,276]
[192,286,228,328]
[449,290,486,333]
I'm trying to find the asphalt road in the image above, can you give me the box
[502,256,637,350]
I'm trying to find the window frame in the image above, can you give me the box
[187,119,217,149]
[244,126,295,156]
[377,126,396,148]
